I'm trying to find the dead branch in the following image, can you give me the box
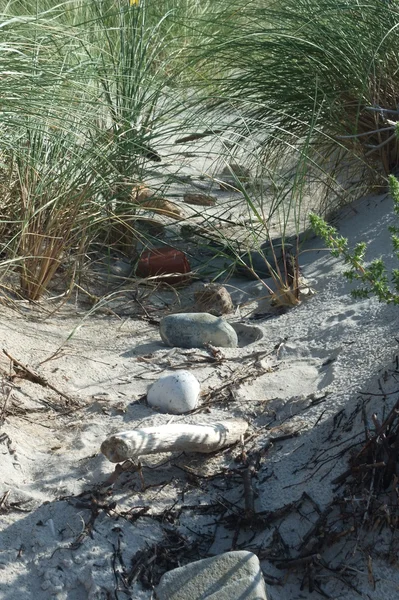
[3,348,75,404]
[101,420,249,463]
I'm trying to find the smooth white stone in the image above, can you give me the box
[147,370,200,414]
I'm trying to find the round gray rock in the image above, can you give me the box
[147,370,200,414]
[160,313,238,349]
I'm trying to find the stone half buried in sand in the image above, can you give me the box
[159,313,238,349]
[156,550,268,600]
[147,370,200,414]
[230,321,264,347]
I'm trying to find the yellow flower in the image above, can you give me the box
[130,0,139,5]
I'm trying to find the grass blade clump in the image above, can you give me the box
[0,123,106,301]
[193,0,399,187]
[0,0,196,299]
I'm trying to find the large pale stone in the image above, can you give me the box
[156,551,268,600]
[160,313,238,349]
[147,370,200,414]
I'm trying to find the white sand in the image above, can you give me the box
[1,190,399,599]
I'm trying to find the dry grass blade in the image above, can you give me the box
[16,166,92,300]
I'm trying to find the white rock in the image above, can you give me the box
[147,370,200,414]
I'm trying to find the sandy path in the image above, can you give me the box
[1,191,399,599]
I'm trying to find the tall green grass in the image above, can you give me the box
[0,0,210,299]
[1,0,398,302]
[193,0,399,183]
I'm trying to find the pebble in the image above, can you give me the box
[183,193,216,206]
[96,257,133,278]
[194,283,234,316]
[147,371,200,414]
[160,313,238,349]
[156,550,268,600]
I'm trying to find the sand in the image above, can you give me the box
[2,188,399,599]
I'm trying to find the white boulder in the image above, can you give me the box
[147,370,200,414]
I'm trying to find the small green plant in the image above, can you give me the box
[310,174,399,304]
[211,162,304,307]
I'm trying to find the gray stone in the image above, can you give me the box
[160,313,238,349]
[110,258,134,277]
[230,322,264,347]
[156,551,267,600]
[95,257,133,278]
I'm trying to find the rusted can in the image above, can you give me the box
[136,246,191,283]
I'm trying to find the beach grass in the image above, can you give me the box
[192,0,399,188]
[0,0,199,299]
[0,0,398,300]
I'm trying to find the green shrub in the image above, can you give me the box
[310,173,399,304]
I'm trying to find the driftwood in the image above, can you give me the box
[101,420,248,463]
